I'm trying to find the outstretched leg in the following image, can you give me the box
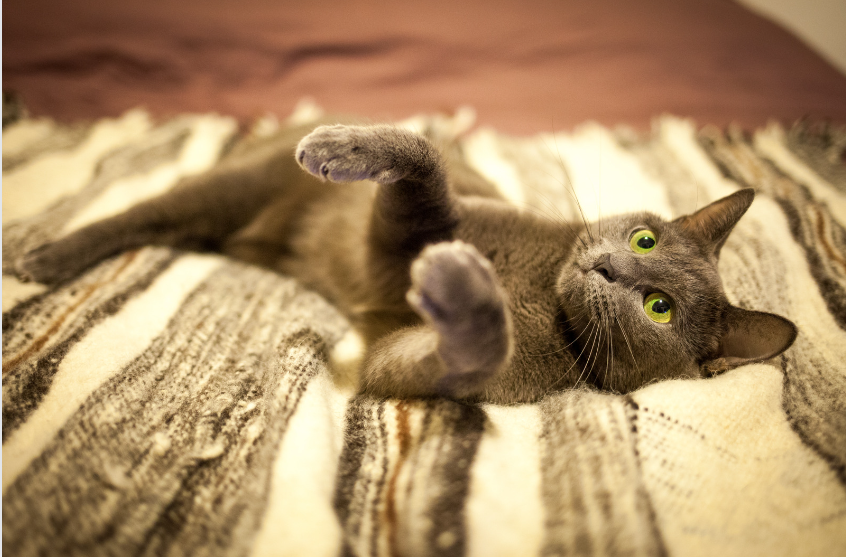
[358,241,513,400]
[16,169,286,284]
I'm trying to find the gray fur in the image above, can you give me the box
[17,123,797,403]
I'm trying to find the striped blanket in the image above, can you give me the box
[3,107,846,557]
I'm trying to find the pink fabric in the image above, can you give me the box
[4,0,846,134]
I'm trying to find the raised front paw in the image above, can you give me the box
[407,241,513,384]
[295,124,436,184]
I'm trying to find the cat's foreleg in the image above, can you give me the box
[359,241,513,400]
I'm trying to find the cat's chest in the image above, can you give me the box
[454,202,570,326]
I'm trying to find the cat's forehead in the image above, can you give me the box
[638,248,722,300]
[589,211,700,251]
[601,211,664,232]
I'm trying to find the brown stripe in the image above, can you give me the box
[137,329,328,556]
[813,204,846,271]
[3,251,178,441]
[3,250,139,372]
[333,398,486,557]
[386,400,411,557]
[784,123,846,193]
[334,396,378,557]
[369,401,389,557]
[424,400,486,557]
[782,351,846,487]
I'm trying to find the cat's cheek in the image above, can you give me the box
[554,264,585,303]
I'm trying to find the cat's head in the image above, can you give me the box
[556,188,797,393]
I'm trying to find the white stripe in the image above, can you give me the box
[464,128,527,206]
[496,132,582,221]
[2,109,152,223]
[658,116,738,203]
[466,404,544,557]
[2,117,58,158]
[1,275,47,312]
[549,123,673,220]
[2,254,222,491]
[632,364,846,557]
[249,368,350,557]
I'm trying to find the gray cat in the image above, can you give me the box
[17,123,797,403]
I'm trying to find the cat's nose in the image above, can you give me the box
[591,253,618,282]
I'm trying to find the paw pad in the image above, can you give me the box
[295,124,417,184]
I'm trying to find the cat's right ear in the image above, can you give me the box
[703,305,797,374]
[674,188,755,258]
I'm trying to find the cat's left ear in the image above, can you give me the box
[673,188,755,258]
[703,305,797,374]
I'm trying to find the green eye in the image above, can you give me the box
[630,230,657,254]
[644,293,673,323]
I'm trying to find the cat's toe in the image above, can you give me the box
[296,125,366,182]
[17,246,54,284]
[295,125,405,184]
[16,244,76,285]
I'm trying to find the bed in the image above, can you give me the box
[3,1,846,555]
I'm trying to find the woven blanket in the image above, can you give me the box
[3,107,846,557]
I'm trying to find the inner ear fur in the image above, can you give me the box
[674,188,755,257]
[705,305,798,373]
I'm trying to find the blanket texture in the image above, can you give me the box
[3,108,846,557]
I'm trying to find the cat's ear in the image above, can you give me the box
[703,305,797,374]
[674,188,755,258]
